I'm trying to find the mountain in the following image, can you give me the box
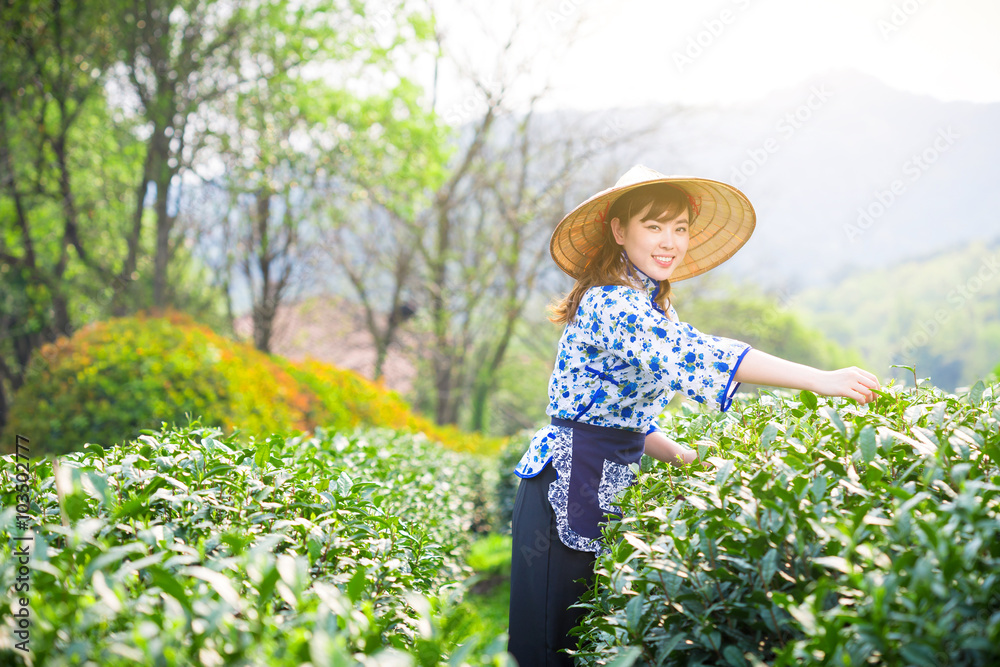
[793,238,1000,390]
[556,69,1000,291]
[229,69,999,314]
[226,69,999,391]
[524,74,1000,389]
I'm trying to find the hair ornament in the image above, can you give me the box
[594,200,612,226]
[686,193,702,217]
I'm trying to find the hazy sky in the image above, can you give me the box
[427,0,1000,112]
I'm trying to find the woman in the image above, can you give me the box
[507,165,879,666]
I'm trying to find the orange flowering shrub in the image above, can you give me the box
[2,309,505,457]
[274,357,505,455]
[2,309,310,456]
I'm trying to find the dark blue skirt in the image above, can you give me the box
[507,418,645,665]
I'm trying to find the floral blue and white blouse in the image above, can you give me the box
[513,265,752,552]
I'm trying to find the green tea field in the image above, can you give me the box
[3,377,999,666]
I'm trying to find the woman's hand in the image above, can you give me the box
[815,366,881,404]
[644,430,698,467]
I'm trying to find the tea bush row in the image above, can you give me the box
[0,421,510,666]
[576,380,1000,667]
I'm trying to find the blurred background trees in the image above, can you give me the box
[4,0,995,440]
[0,0,445,433]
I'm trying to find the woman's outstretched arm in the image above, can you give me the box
[734,349,880,403]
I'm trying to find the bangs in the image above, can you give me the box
[608,182,692,225]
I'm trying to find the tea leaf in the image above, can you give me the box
[858,425,877,464]
[969,380,985,406]
[760,423,779,449]
[347,566,368,603]
[799,390,818,410]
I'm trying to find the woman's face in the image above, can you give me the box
[610,202,689,281]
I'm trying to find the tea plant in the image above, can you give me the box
[8,378,999,666]
[0,421,510,666]
[575,380,1000,667]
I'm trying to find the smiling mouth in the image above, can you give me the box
[653,255,674,267]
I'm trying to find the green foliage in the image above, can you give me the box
[675,276,864,373]
[463,534,514,651]
[574,379,1000,666]
[1,310,313,457]
[798,240,1000,391]
[479,317,561,437]
[492,434,534,535]
[0,0,450,449]
[0,421,512,665]
[276,356,507,458]
[9,363,998,665]
[1,310,506,458]
[467,534,513,577]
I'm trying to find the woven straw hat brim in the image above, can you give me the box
[549,172,755,282]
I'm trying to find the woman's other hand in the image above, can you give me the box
[644,431,698,467]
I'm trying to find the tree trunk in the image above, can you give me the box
[434,361,452,425]
[153,185,170,307]
[253,301,274,353]
[431,201,454,424]
[252,190,275,353]
[51,293,72,339]
[152,147,176,309]
[0,355,12,433]
[469,375,491,433]
[114,146,154,317]
[0,377,7,434]
[468,326,515,432]
[373,339,389,382]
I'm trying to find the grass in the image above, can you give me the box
[462,533,513,642]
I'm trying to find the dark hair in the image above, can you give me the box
[549,182,694,324]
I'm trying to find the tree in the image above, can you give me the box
[199,2,445,354]
[208,71,328,354]
[0,0,135,431]
[113,0,265,311]
[412,5,659,429]
[320,3,654,429]
[0,0,447,432]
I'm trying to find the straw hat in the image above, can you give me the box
[549,165,756,282]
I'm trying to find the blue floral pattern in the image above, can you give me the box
[515,268,751,478]
[531,419,645,554]
[545,426,600,552]
[598,457,637,517]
